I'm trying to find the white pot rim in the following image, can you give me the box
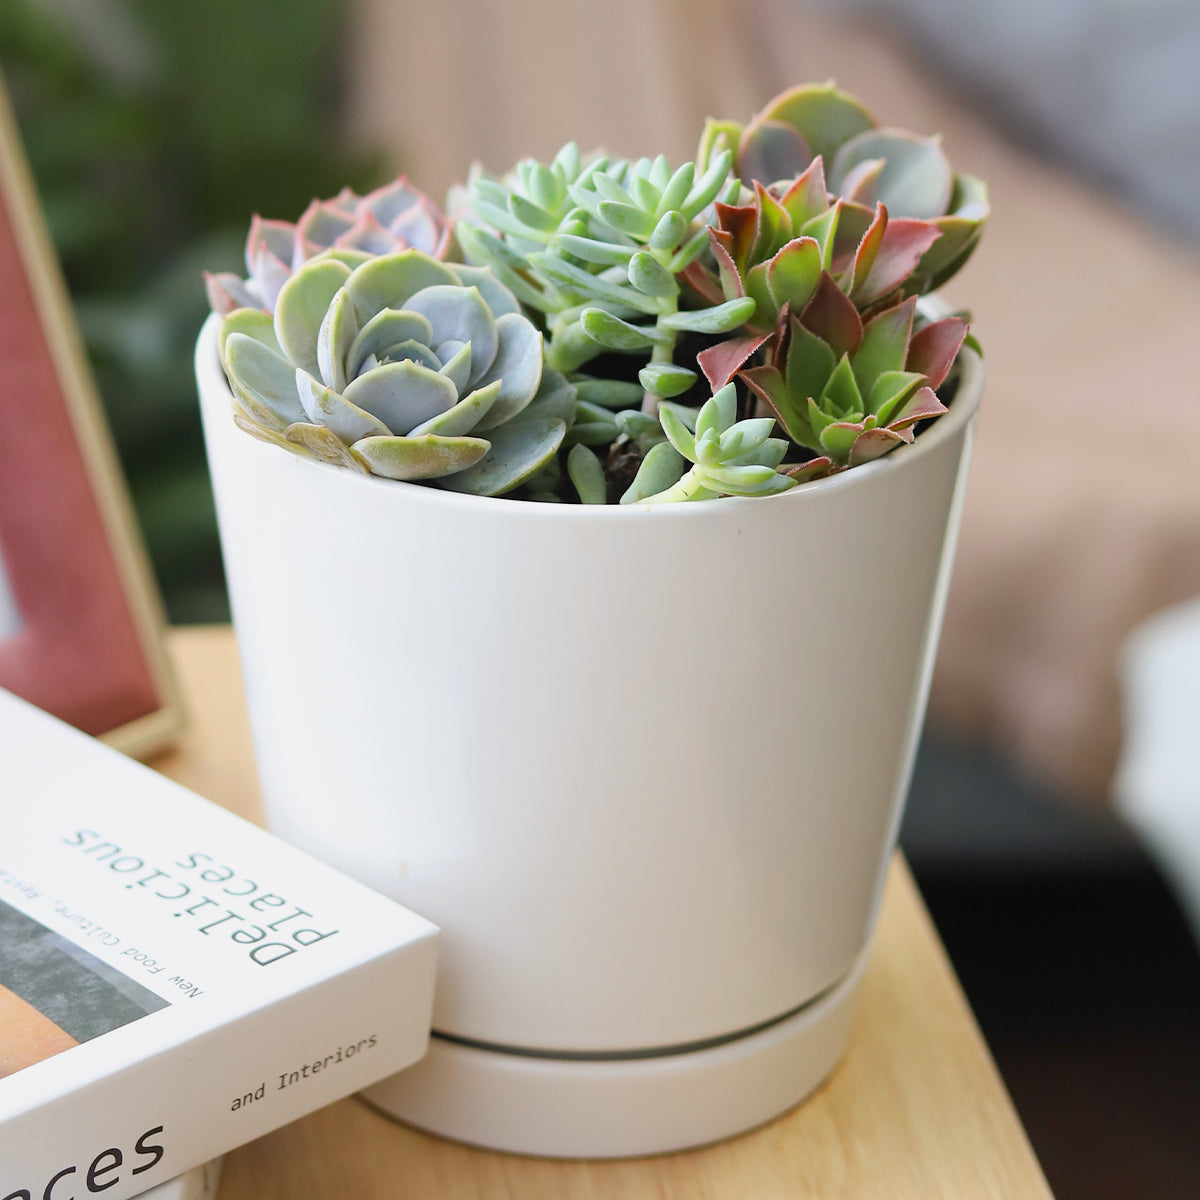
[197,303,982,523]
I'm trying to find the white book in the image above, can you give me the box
[0,690,438,1199]
[136,1160,221,1200]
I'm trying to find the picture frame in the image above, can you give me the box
[0,74,181,758]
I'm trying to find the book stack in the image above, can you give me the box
[0,689,439,1200]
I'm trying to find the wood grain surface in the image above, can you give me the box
[151,626,1053,1199]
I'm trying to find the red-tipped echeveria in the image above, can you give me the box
[218,249,573,496]
[698,81,988,294]
[205,178,453,316]
[740,288,968,481]
[686,157,944,393]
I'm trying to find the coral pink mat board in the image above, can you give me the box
[0,76,178,755]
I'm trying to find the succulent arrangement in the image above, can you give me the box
[209,82,986,502]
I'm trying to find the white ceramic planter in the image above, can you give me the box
[196,314,981,1155]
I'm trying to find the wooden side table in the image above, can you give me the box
[152,626,1054,1198]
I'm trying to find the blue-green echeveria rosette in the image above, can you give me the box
[218,249,573,496]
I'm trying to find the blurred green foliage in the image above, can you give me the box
[0,0,383,620]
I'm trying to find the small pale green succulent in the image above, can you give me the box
[456,144,753,413]
[620,385,796,503]
[219,249,572,495]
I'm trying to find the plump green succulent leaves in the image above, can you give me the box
[436,417,566,496]
[580,308,667,351]
[275,258,352,376]
[218,308,277,362]
[345,253,460,326]
[567,443,608,504]
[296,368,390,442]
[457,142,747,404]
[220,250,550,494]
[638,362,697,398]
[354,433,490,480]
[633,385,795,503]
[620,440,687,503]
[223,332,306,429]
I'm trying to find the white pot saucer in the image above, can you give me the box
[363,945,868,1158]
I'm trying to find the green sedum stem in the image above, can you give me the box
[642,334,677,418]
[642,244,681,418]
[641,467,716,503]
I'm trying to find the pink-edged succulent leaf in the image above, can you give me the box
[359,176,426,224]
[706,228,744,301]
[910,173,989,290]
[848,426,908,466]
[713,201,758,270]
[331,209,398,257]
[249,245,292,313]
[841,202,887,298]
[817,419,869,461]
[698,331,771,390]
[388,195,453,257]
[321,186,359,216]
[852,295,916,398]
[293,199,357,264]
[755,82,877,168]
[210,180,453,319]
[830,128,953,221]
[205,271,260,315]
[765,237,822,315]
[799,271,863,358]
[778,157,829,230]
[246,216,294,275]
[855,218,942,305]
[887,384,948,430]
[829,199,876,272]
[839,157,884,206]
[869,370,927,425]
[748,182,793,265]
[681,259,724,309]
[798,200,842,268]
[916,219,982,293]
[784,456,838,483]
[741,364,816,447]
[679,257,726,306]
[738,118,812,186]
[906,316,968,388]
